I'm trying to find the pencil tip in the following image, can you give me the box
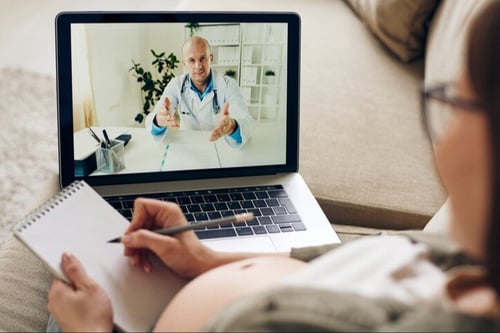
[107,237,121,243]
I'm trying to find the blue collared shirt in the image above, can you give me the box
[190,74,214,100]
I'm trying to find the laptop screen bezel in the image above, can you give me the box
[56,11,301,188]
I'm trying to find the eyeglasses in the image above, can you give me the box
[420,82,484,145]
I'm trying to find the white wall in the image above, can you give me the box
[85,23,185,127]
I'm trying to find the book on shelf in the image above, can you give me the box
[201,24,240,45]
[242,46,253,65]
[242,24,260,43]
[217,46,240,65]
[263,45,282,65]
[240,86,252,104]
[240,67,258,86]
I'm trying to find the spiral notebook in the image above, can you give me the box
[14,180,187,333]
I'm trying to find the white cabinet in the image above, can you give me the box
[185,23,287,121]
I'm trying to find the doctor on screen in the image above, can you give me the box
[146,36,254,149]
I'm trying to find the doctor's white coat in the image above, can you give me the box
[146,70,254,149]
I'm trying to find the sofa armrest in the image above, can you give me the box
[0,234,52,332]
[0,174,60,332]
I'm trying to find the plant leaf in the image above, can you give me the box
[135,113,144,123]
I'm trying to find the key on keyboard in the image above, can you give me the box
[103,185,306,240]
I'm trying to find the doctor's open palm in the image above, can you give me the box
[209,102,236,141]
[155,97,180,128]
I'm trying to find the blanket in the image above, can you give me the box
[0,68,58,248]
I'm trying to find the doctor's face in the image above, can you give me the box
[182,38,213,86]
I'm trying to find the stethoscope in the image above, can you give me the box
[178,74,221,116]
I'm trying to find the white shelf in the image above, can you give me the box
[185,22,287,121]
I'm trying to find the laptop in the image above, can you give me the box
[55,11,340,253]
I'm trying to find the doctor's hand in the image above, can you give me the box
[155,97,180,128]
[210,102,236,141]
[47,253,114,333]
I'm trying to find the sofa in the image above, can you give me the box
[0,0,491,331]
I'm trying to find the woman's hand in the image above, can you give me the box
[122,198,218,279]
[47,253,113,332]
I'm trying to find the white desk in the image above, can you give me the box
[73,120,286,175]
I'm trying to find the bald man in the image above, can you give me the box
[146,36,254,149]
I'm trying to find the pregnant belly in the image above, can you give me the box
[154,256,307,332]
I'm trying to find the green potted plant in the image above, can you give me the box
[264,69,276,84]
[129,49,180,123]
[185,22,200,37]
[224,69,237,78]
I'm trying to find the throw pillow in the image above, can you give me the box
[345,0,440,62]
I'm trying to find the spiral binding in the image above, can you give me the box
[14,180,86,233]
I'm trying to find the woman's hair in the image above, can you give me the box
[466,0,500,294]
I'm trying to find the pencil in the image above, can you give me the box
[88,127,101,144]
[107,212,254,243]
[102,129,112,148]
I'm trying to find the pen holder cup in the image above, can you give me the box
[96,140,125,174]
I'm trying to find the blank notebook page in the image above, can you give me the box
[14,180,186,332]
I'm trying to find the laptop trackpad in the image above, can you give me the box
[203,236,277,253]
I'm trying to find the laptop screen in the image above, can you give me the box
[56,12,300,187]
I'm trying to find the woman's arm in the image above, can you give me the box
[122,198,287,279]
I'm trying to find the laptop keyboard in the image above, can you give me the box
[103,185,306,240]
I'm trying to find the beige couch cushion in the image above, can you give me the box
[0,174,59,332]
[0,235,51,332]
[345,0,440,62]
